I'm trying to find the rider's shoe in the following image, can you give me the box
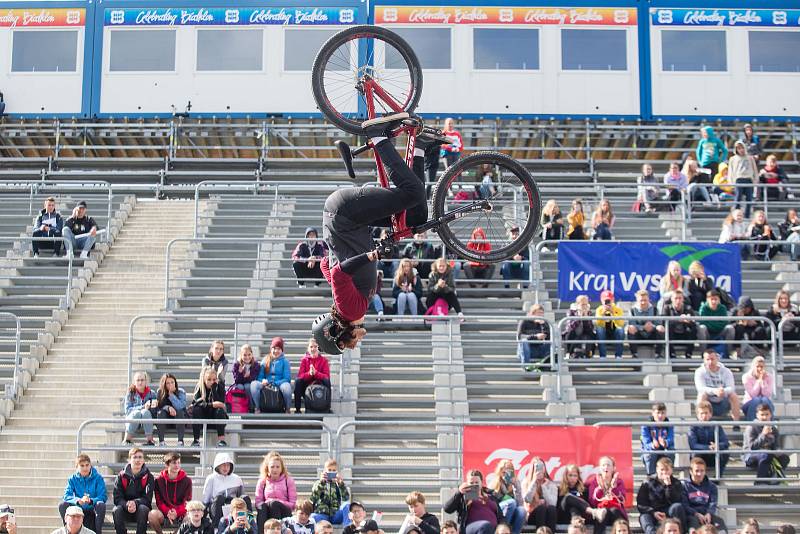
[416,128,452,151]
[362,112,411,138]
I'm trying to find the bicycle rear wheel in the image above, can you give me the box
[312,25,423,135]
[431,151,541,263]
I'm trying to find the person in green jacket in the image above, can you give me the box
[309,459,350,525]
[698,290,734,358]
[696,126,728,177]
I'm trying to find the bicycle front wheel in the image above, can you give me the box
[312,25,423,135]
[432,151,541,263]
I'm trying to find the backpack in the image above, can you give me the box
[304,383,331,413]
[259,384,285,413]
[226,386,250,414]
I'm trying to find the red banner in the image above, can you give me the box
[463,425,634,507]
[375,6,637,25]
[0,8,85,27]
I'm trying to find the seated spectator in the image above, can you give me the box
[682,458,727,534]
[556,464,604,525]
[342,501,366,534]
[636,457,687,534]
[375,228,398,280]
[393,258,423,315]
[255,451,297,532]
[495,526,511,534]
[661,289,705,359]
[203,340,229,387]
[252,337,292,414]
[55,505,94,534]
[740,519,760,534]
[522,456,557,532]
[638,164,660,213]
[611,519,629,534]
[489,460,526,534]
[294,338,331,414]
[740,124,762,161]
[0,505,16,534]
[32,196,64,257]
[191,368,228,447]
[567,518,587,534]
[202,452,249,528]
[443,469,503,534]
[541,200,564,241]
[765,289,800,343]
[264,519,283,534]
[59,454,107,534]
[150,452,192,534]
[741,355,775,421]
[154,373,188,446]
[426,257,463,319]
[292,228,328,287]
[628,290,664,358]
[733,297,769,358]
[283,500,316,534]
[232,345,259,414]
[718,210,749,260]
[663,162,688,208]
[315,521,334,534]
[688,401,730,478]
[309,458,349,525]
[500,227,530,287]
[566,200,586,240]
[595,290,624,358]
[685,159,712,204]
[641,403,675,475]
[778,209,800,260]
[712,163,734,203]
[777,526,796,534]
[465,228,495,288]
[517,304,551,370]
[219,498,257,534]
[123,371,157,446]
[586,456,627,534]
[758,154,788,202]
[730,141,758,219]
[402,491,440,534]
[177,501,214,534]
[368,271,386,319]
[687,262,713,312]
[442,520,459,534]
[694,350,741,422]
[402,232,438,280]
[591,199,615,240]
[743,403,789,484]
[698,290,734,358]
[63,201,98,258]
[565,295,596,358]
[659,519,683,534]
[112,447,154,534]
[747,210,776,261]
[658,261,688,310]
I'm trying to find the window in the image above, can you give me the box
[109,30,176,72]
[561,29,626,71]
[661,30,726,72]
[284,29,340,71]
[749,31,800,72]
[197,29,263,71]
[474,28,539,70]
[387,28,451,69]
[12,31,78,72]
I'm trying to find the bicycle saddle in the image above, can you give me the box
[334,139,356,179]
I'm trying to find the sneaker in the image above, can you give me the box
[190,440,200,447]
[145,440,155,447]
[80,250,89,259]
[458,312,465,323]
[362,112,411,138]
[593,508,607,523]
[32,253,39,258]
[122,439,133,446]
[158,440,166,447]
[416,128,451,150]
[217,440,228,447]
[177,440,185,447]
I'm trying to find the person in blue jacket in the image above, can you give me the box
[696,126,728,177]
[640,402,675,476]
[59,454,108,534]
[251,337,292,413]
[688,401,730,477]
[681,457,728,534]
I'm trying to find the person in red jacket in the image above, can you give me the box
[294,338,331,413]
[464,227,494,288]
[441,118,463,169]
[149,452,192,534]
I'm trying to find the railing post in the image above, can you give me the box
[106,185,113,243]
[65,239,73,310]
[164,240,173,310]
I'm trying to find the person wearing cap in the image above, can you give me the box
[53,506,96,534]
[293,228,329,287]
[594,290,625,358]
[63,201,98,259]
[32,196,64,257]
[499,227,529,289]
[342,502,367,534]
[59,454,107,534]
[253,337,293,414]
[0,505,17,534]
[360,520,383,534]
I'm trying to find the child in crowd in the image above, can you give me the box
[309,459,350,525]
[641,403,675,476]
[176,502,214,534]
[203,340,229,386]
[743,403,790,484]
[218,498,257,534]
[202,452,249,527]
[282,500,316,534]
[688,401,730,477]
[681,458,727,534]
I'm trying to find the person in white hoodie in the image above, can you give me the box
[202,452,251,527]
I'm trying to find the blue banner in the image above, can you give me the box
[557,242,742,303]
[104,7,357,26]
[651,8,800,27]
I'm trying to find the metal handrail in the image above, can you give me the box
[0,313,21,400]
[13,237,74,310]
[686,181,792,224]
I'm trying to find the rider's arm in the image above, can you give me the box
[339,251,375,274]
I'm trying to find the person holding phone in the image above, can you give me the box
[123,371,157,446]
[0,505,17,534]
[522,457,557,533]
[489,460,526,534]
[443,470,504,534]
[594,290,625,359]
[402,492,440,534]
[218,498,256,534]
[310,459,350,525]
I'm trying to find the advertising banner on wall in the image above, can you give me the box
[0,8,84,27]
[375,6,637,25]
[651,8,800,27]
[104,7,357,26]
[463,425,634,506]
[557,241,742,302]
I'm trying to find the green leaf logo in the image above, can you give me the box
[659,245,730,271]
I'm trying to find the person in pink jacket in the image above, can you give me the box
[255,451,297,533]
[586,457,627,534]
[741,355,775,420]
[294,338,331,414]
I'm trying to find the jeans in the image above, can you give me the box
[692,184,711,203]
[63,227,96,256]
[465,522,495,534]
[708,325,735,358]
[642,452,675,475]
[500,262,530,288]
[593,223,613,240]
[628,327,663,357]
[596,327,624,358]
[60,501,106,534]
[517,339,550,364]
[499,499,526,534]
[155,407,187,442]
[734,182,754,218]
[311,502,351,526]
[32,230,62,255]
[125,407,153,436]
[371,294,384,314]
[746,452,790,483]
[250,381,292,412]
[743,397,775,420]
[639,503,686,534]
[787,232,800,261]
[113,504,150,534]
[396,291,419,315]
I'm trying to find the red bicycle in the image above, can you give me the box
[312,25,541,263]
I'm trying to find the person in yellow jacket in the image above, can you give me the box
[712,162,735,202]
[595,289,625,358]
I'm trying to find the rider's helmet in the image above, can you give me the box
[312,313,345,355]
